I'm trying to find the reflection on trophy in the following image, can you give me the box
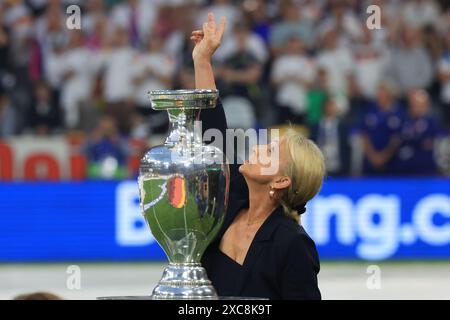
[138,89,230,299]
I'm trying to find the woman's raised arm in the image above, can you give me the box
[192,13,246,197]
[190,13,228,139]
[191,12,226,90]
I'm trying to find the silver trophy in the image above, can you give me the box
[138,89,229,299]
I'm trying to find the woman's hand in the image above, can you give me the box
[191,12,226,63]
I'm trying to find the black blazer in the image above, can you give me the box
[199,98,321,300]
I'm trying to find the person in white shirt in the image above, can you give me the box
[58,30,96,129]
[99,27,137,104]
[352,27,389,100]
[401,0,440,29]
[132,34,175,109]
[271,36,316,124]
[318,0,363,48]
[110,0,160,47]
[96,27,137,133]
[316,28,354,115]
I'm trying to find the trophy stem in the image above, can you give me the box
[151,263,218,300]
[165,109,202,148]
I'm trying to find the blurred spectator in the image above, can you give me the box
[216,22,263,114]
[269,0,315,54]
[397,89,440,175]
[0,92,16,137]
[0,12,10,87]
[132,34,175,109]
[271,35,316,124]
[305,67,328,126]
[29,81,60,135]
[359,81,404,176]
[311,97,351,176]
[217,21,268,64]
[316,28,354,115]
[437,29,450,127]
[85,115,128,180]
[57,30,96,129]
[130,111,150,140]
[244,0,271,45]
[401,0,440,29]
[352,26,389,100]
[84,11,109,51]
[82,0,107,36]
[386,26,433,96]
[110,0,158,47]
[132,33,175,134]
[3,0,33,131]
[99,27,137,133]
[319,0,363,47]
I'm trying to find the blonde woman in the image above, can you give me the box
[194,13,325,299]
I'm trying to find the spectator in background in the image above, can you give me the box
[271,35,316,124]
[386,26,433,97]
[397,89,440,175]
[305,67,328,127]
[352,26,389,101]
[132,33,175,134]
[316,28,354,115]
[319,0,363,47]
[132,33,175,110]
[110,0,158,48]
[216,19,268,64]
[311,97,351,176]
[0,91,15,137]
[85,115,128,180]
[269,0,315,54]
[349,25,389,122]
[216,22,263,114]
[401,0,440,29]
[98,27,137,133]
[245,0,271,45]
[29,81,60,135]
[3,0,33,132]
[82,0,107,37]
[0,11,11,87]
[58,30,95,130]
[36,1,67,78]
[85,12,109,51]
[437,29,450,128]
[360,81,404,176]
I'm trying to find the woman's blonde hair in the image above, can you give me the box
[280,133,326,223]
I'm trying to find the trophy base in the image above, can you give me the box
[151,263,218,300]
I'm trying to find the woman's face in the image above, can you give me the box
[239,136,290,184]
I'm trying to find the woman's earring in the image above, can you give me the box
[269,186,275,198]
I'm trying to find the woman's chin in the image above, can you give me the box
[238,161,250,173]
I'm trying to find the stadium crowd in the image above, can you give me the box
[0,0,449,178]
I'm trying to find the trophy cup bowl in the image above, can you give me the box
[138,89,230,299]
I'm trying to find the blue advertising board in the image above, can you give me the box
[0,179,449,261]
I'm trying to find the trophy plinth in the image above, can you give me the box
[139,89,229,300]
